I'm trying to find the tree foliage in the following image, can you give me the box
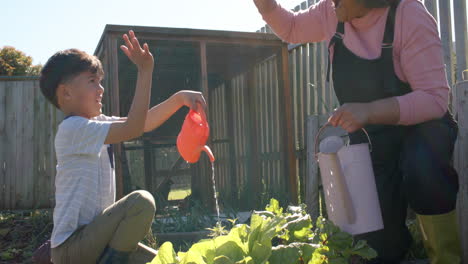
[0,46,42,76]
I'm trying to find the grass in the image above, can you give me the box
[168,188,191,201]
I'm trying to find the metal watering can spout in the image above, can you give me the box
[316,134,356,224]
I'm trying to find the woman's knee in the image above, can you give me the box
[401,122,459,214]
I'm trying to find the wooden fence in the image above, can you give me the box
[454,80,468,262]
[0,77,64,210]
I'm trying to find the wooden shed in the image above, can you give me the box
[94,24,297,210]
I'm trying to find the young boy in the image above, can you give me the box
[40,30,206,264]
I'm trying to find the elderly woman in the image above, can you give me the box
[254,0,461,263]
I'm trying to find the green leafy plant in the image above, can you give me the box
[0,210,53,262]
[153,200,217,233]
[148,199,377,264]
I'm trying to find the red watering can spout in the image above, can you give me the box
[177,108,216,163]
[202,145,215,163]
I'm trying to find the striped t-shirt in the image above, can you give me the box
[51,114,120,248]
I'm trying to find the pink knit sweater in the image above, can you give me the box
[260,0,449,125]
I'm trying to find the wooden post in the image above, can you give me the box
[200,42,209,103]
[246,69,262,206]
[454,81,468,263]
[143,140,154,195]
[278,46,298,204]
[306,115,320,219]
[0,82,5,209]
[225,80,239,207]
[106,35,124,199]
[5,81,15,209]
[196,41,215,210]
[439,0,455,87]
[0,81,9,209]
[23,81,35,208]
[453,0,468,82]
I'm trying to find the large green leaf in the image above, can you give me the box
[282,215,313,243]
[180,239,215,264]
[213,239,245,262]
[350,240,377,260]
[300,243,318,263]
[265,199,283,216]
[236,256,255,264]
[178,250,206,264]
[213,256,235,264]
[329,258,348,264]
[269,244,301,264]
[269,242,317,264]
[227,225,250,253]
[250,241,273,264]
[148,242,178,264]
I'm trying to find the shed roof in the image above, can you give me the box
[95,24,283,56]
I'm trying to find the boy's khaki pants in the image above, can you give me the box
[51,190,156,264]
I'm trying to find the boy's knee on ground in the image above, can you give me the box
[129,190,156,213]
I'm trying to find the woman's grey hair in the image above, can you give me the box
[358,0,393,8]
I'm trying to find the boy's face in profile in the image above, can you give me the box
[60,71,104,118]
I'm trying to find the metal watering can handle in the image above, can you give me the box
[314,123,372,161]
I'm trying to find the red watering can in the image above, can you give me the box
[177,108,215,163]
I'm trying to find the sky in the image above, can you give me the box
[1,0,466,66]
[0,0,299,65]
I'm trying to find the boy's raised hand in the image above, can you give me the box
[120,30,154,71]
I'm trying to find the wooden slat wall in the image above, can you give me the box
[209,53,295,208]
[0,78,64,210]
[209,83,232,202]
[255,57,285,196]
[231,75,250,204]
[454,81,468,263]
[438,0,455,88]
[453,0,468,82]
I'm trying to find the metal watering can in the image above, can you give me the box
[314,124,383,235]
[177,108,215,163]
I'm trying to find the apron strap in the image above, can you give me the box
[326,22,345,82]
[381,0,409,96]
[327,1,409,96]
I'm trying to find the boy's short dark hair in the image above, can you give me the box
[40,49,104,109]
